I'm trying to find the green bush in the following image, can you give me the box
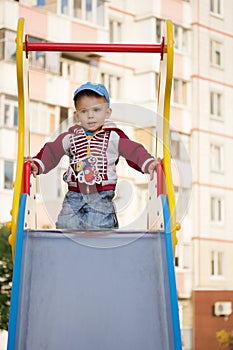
[0,225,13,330]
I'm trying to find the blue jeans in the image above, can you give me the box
[56,190,118,230]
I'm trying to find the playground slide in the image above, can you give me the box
[7,18,182,350]
[7,194,182,350]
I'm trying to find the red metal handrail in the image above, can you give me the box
[156,161,165,197]
[24,35,165,58]
[23,162,31,195]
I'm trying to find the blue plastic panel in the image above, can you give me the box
[14,230,175,350]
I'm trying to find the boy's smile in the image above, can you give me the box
[75,95,112,132]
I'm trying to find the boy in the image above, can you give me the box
[26,82,158,229]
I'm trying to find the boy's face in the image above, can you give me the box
[75,94,112,132]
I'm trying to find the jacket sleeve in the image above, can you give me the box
[33,132,70,174]
[116,129,155,173]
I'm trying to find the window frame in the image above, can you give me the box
[210,195,224,224]
[173,23,189,54]
[155,18,163,44]
[210,143,224,173]
[30,101,57,135]
[210,250,224,279]
[100,72,121,101]
[60,57,75,78]
[3,160,14,190]
[172,78,188,106]
[210,90,223,120]
[0,29,16,62]
[1,95,18,128]
[210,39,224,68]
[28,36,60,74]
[109,18,122,43]
[60,0,106,27]
[210,0,224,17]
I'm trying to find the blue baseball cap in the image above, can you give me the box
[73,82,110,105]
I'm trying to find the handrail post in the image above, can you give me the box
[23,162,31,195]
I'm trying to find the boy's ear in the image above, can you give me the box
[106,107,112,119]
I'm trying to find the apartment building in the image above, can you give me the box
[0,0,232,349]
[190,1,233,349]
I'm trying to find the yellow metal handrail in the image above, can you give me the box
[157,21,179,251]
[163,21,177,249]
[8,18,26,259]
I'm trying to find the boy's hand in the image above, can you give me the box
[24,157,38,178]
[148,158,161,180]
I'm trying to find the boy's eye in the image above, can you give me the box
[93,107,100,112]
[80,109,87,114]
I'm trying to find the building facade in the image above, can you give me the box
[0,0,233,349]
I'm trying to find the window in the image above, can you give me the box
[61,0,69,15]
[37,0,46,5]
[30,102,56,135]
[85,0,92,21]
[45,52,60,74]
[210,0,223,16]
[4,161,14,190]
[35,0,57,11]
[4,105,10,126]
[59,106,69,133]
[101,73,121,100]
[28,36,45,69]
[211,196,224,222]
[61,0,105,26]
[14,106,18,127]
[171,140,180,159]
[210,143,223,172]
[175,243,192,269]
[211,250,223,277]
[170,130,189,162]
[28,36,60,74]
[49,106,56,133]
[109,19,122,43]
[210,40,223,67]
[0,29,16,61]
[96,0,105,26]
[172,78,188,105]
[174,24,189,53]
[0,30,3,60]
[210,91,223,118]
[60,57,75,78]
[2,96,18,127]
[73,0,82,18]
[156,18,163,43]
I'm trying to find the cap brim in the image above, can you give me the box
[73,87,105,100]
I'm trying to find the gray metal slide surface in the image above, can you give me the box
[15,230,174,350]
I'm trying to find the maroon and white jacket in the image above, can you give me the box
[33,124,155,193]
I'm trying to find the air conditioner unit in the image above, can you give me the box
[214,301,232,316]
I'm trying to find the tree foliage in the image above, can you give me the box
[216,329,233,349]
[0,225,13,330]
